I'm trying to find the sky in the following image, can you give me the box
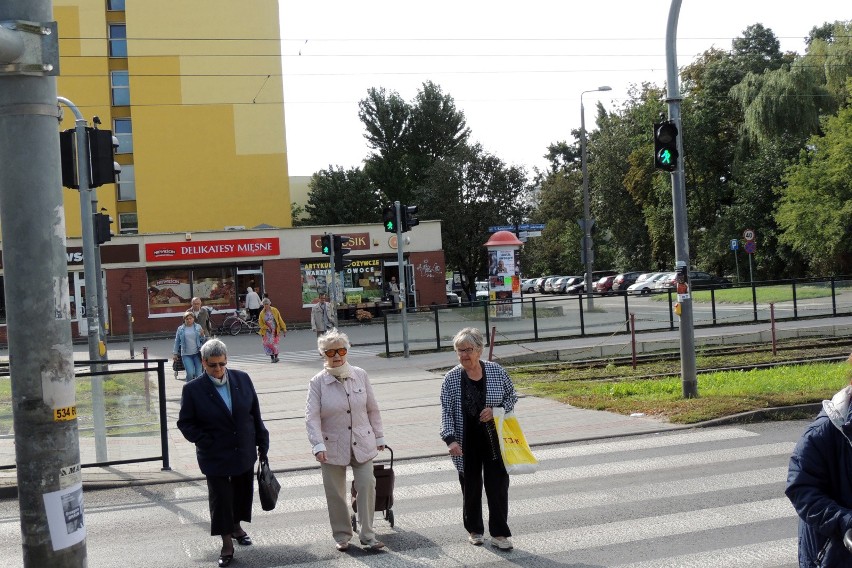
[278,1,849,177]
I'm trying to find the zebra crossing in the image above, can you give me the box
[56,422,804,568]
[219,346,385,367]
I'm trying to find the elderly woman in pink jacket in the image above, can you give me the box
[305,328,387,552]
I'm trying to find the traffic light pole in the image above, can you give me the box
[665,0,698,398]
[394,201,410,357]
[0,3,88,565]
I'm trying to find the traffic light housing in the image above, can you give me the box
[94,212,113,245]
[382,204,397,233]
[653,120,679,172]
[87,127,117,188]
[320,234,332,256]
[333,235,352,269]
[401,205,419,232]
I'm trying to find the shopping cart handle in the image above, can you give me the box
[381,445,393,468]
[844,528,852,553]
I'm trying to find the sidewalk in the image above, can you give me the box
[2,315,850,494]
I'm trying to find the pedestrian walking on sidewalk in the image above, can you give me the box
[258,297,286,363]
[244,287,262,322]
[305,328,387,552]
[440,327,518,551]
[311,293,337,337]
[191,296,214,337]
[177,338,270,567]
[173,311,205,381]
[786,353,852,567]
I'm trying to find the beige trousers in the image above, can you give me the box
[320,457,376,544]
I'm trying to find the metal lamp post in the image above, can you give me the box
[580,85,611,311]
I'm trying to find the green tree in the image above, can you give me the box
[416,144,530,300]
[775,104,852,273]
[303,166,380,225]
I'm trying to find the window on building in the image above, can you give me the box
[118,213,138,234]
[113,118,132,154]
[111,71,129,106]
[107,0,126,10]
[108,24,127,58]
[117,164,135,201]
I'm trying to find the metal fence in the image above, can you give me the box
[382,276,852,355]
[0,359,171,471]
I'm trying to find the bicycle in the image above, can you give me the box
[217,309,260,336]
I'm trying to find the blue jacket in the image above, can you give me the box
[176,369,270,476]
[787,386,852,567]
[173,323,204,356]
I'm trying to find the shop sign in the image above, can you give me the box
[145,237,280,262]
[310,232,370,253]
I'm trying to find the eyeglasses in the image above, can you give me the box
[205,361,227,368]
[324,348,348,357]
[456,348,476,355]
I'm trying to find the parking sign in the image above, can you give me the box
[730,239,738,251]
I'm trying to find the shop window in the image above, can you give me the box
[108,24,127,58]
[111,71,130,106]
[192,267,237,311]
[147,269,192,316]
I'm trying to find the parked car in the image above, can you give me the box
[446,291,461,306]
[653,272,678,290]
[543,276,566,294]
[655,271,733,291]
[593,275,617,295]
[521,278,538,293]
[553,276,581,294]
[611,271,650,293]
[626,272,667,294]
[535,275,559,293]
[567,270,618,295]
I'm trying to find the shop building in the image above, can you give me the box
[0,222,445,341]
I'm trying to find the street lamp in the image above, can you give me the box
[580,85,611,311]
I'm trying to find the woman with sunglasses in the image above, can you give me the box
[440,327,518,551]
[305,328,387,552]
[177,338,269,567]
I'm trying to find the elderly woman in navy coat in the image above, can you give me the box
[177,338,269,567]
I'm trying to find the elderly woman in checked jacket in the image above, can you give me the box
[440,327,518,551]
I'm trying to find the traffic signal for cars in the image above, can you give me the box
[94,212,113,245]
[653,120,679,172]
[320,234,332,256]
[382,204,397,233]
[333,235,352,269]
[401,205,419,232]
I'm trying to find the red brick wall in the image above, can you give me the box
[262,258,308,324]
[408,250,447,308]
[106,267,156,335]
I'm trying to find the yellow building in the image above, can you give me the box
[54,0,291,236]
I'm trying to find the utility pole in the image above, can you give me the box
[664,0,698,398]
[0,4,88,567]
[394,201,410,358]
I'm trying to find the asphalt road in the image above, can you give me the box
[0,421,804,567]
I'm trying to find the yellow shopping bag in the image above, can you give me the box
[493,407,538,474]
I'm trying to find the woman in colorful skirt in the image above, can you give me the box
[258,297,286,363]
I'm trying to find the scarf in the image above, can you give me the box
[324,361,353,382]
[208,371,229,387]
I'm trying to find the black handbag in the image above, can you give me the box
[256,458,280,511]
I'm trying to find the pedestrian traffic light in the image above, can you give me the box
[320,234,332,256]
[94,212,113,245]
[382,204,397,233]
[333,235,352,269]
[59,129,79,189]
[653,120,679,172]
[401,205,419,232]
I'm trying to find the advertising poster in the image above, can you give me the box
[43,482,86,550]
[489,249,520,318]
[147,270,192,315]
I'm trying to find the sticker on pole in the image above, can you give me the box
[54,406,77,422]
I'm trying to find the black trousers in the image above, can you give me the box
[458,421,511,538]
[207,468,254,536]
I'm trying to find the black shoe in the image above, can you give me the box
[218,552,233,567]
[233,532,252,546]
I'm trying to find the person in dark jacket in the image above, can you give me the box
[177,338,270,568]
[786,355,852,567]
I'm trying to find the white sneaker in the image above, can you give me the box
[491,536,513,550]
[468,533,484,545]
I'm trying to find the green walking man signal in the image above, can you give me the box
[653,120,679,172]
